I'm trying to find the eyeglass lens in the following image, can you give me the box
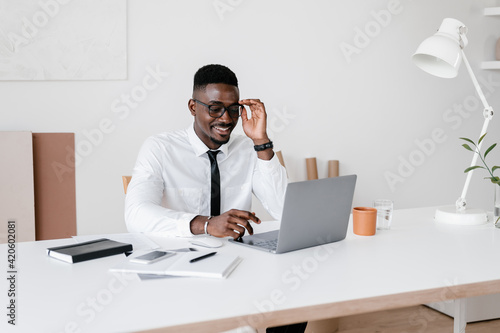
[208,105,241,118]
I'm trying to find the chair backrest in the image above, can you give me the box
[276,150,286,168]
[122,176,132,194]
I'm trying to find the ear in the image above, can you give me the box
[188,99,196,116]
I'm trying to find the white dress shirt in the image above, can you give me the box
[125,125,288,237]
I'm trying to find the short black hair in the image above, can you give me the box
[193,64,238,92]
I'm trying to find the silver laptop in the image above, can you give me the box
[229,174,357,254]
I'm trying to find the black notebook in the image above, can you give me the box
[47,238,133,263]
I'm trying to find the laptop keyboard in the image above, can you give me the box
[254,239,278,250]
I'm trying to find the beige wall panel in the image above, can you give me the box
[0,132,35,243]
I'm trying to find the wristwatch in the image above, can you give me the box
[204,217,212,235]
[254,141,273,152]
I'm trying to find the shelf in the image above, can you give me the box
[484,7,500,66]
[484,7,500,16]
[481,61,500,69]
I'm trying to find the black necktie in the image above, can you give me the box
[207,150,220,216]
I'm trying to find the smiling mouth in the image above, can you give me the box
[212,125,232,135]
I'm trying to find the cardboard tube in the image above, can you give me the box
[328,160,339,178]
[306,157,318,180]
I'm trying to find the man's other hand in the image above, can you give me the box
[190,210,261,239]
[209,209,261,239]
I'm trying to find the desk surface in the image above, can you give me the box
[2,206,500,333]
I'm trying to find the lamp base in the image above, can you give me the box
[435,206,488,225]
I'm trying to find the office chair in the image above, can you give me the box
[122,176,132,194]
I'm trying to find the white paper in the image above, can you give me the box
[110,251,241,279]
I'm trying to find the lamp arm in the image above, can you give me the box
[461,50,491,110]
[456,50,494,212]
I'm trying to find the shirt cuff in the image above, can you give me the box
[176,212,198,237]
[256,153,283,174]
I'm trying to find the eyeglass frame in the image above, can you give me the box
[192,99,243,119]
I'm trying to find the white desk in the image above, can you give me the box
[2,207,500,333]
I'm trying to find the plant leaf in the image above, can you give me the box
[462,144,474,152]
[484,143,497,158]
[459,137,476,146]
[464,166,484,173]
[478,133,487,145]
[493,166,500,173]
[484,177,500,184]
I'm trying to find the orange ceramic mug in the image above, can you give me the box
[353,207,377,236]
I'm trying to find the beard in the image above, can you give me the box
[209,122,233,146]
[210,136,230,146]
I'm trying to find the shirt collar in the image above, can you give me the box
[187,124,229,158]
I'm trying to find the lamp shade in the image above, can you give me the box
[412,18,466,78]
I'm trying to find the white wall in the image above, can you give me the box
[1,0,500,235]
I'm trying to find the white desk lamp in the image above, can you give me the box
[412,18,494,225]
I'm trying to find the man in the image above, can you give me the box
[125,64,306,333]
[125,64,286,237]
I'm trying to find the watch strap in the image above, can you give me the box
[254,141,273,152]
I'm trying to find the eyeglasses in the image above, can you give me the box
[193,99,242,119]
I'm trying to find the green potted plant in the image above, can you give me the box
[460,134,500,225]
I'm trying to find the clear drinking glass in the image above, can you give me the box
[373,199,393,230]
